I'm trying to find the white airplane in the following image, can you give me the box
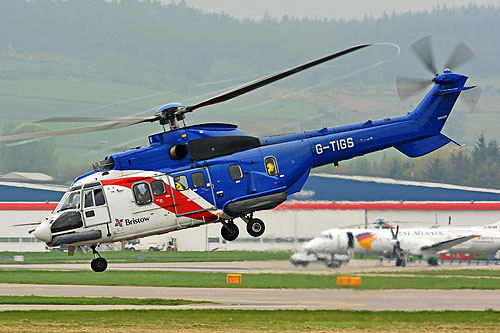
[290,220,500,268]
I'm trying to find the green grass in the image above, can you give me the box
[370,269,500,277]
[0,250,292,264]
[1,269,500,290]
[0,295,203,306]
[0,310,498,331]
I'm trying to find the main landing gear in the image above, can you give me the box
[220,214,266,242]
[90,245,108,272]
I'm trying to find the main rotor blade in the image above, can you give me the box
[36,116,154,123]
[396,77,433,100]
[184,44,371,113]
[411,36,438,75]
[444,41,475,71]
[0,117,157,143]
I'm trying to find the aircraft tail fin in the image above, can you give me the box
[484,219,500,229]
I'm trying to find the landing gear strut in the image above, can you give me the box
[241,213,266,237]
[90,245,108,272]
[221,220,239,241]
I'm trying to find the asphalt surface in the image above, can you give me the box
[1,259,498,274]
[1,260,499,311]
[1,283,499,311]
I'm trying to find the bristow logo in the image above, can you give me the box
[115,217,150,227]
[356,232,378,250]
[125,217,150,226]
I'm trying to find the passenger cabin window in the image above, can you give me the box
[132,182,152,205]
[264,156,279,176]
[228,164,243,180]
[151,180,166,196]
[173,175,189,191]
[191,171,207,188]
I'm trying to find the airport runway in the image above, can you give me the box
[1,259,498,274]
[0,283,499,311]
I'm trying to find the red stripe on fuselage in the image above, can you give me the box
[101,176,218,221]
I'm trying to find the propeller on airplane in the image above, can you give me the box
[390,225,403,258]
[396,36,481,110]
[0,44,370,143]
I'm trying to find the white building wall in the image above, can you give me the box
[0,210,48,252]
[2,208,499,252]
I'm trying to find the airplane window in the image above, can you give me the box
[132,182,152,205]
[173,175,189,191]
[84,191,94,208]
[151,180,166,196]
[264,156,279,176]
[191,171,207,188]
[228,164,243,180]
[94,188,105,206]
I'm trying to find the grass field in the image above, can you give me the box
[0,250,292,264]
[0,309,498,332]
[1,269,499,290]
[372,269,500,277]
[0,295,203,306]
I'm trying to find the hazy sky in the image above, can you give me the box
[169,0,500,21]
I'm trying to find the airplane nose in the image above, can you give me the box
[34,221,51,243]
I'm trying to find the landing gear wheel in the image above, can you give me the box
[221,222,239,241]
[246,218,265,237]
[91,257,108,272]
[427,257,438,266]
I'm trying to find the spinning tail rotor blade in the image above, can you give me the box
[411,36,438,75]
[460,86,482,111]
[184,44,371,113]
[396,77,433,100]
[444,41,475,71]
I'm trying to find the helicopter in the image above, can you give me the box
[3,37,480,272]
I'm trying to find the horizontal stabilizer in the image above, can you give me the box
[395,133,451,157]
[420,235,478,252]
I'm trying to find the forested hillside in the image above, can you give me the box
[1,0,499,187]
[1,0,500,88]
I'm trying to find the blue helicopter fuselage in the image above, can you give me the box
[77,71,468,217]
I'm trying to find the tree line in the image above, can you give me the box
[1,1,500,89]
[329,135,500,189]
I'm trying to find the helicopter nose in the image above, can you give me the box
[33,221,51,243]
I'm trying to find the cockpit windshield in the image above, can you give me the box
[55,191,81,212]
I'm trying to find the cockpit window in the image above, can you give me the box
[84,191,94,208]
[56,191,81,212]
[83,188,106,208]
[94,188,105,206]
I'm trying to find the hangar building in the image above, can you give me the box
[1,173,500,252]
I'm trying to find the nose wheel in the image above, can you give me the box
[90,245,108,272]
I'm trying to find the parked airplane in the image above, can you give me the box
[290,220,500,268]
